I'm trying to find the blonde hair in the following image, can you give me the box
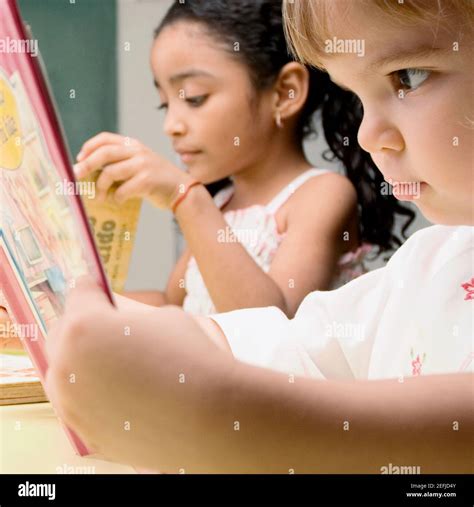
[283,0,474,69]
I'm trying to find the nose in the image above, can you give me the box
[163,106,187,138]
[357,106,405,154]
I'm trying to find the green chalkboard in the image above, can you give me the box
[17,0,117,158]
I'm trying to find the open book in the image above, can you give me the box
[0,0,140,454]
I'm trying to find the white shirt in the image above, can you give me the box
[211,226,473,380]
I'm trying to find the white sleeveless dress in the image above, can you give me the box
[183,169,372,315]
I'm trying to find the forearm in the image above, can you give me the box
[175,185,288,314]
[120,290,167,307]
[191,366,473,473]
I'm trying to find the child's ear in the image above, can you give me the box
[272,62,310,122]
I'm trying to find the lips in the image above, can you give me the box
[174,146,201,155]
[390,180,426,201]
[177,150,202,163]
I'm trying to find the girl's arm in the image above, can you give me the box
[120,290,167,306]
[175,173,357,316]
[200,364,473,473]
[190,316,473,473]
[44,277,472,473]
[120,249,191,307]
[74,133,357,317]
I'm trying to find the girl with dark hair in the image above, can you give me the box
[72,0,413,317]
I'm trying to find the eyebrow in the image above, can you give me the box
[153,69,215,89]
[368,46,451,72]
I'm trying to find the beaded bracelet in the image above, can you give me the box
[170,180,202,214]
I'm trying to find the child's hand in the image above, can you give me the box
[73,132,194,209]
[45,276,231,470]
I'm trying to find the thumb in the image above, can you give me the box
[46,275,112,359]
[64,275,113,315]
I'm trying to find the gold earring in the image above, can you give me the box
[275,111,283,128]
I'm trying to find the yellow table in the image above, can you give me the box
[0,402,135,474]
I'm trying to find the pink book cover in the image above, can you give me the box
[0,0,115,456]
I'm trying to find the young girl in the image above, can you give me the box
[31,0,474,474]
[71,0,413,318]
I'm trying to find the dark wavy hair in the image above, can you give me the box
[155,0,415,255]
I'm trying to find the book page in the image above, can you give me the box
[1,68,89,332]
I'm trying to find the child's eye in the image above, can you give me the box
[392,68,431,93]
[156,103,168,111]
[185,95,208,107]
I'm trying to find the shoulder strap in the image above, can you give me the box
[265,168,331,214]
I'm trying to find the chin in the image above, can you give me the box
[186,165,208,182]
[187,165,229,186]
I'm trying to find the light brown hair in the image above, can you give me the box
[283,0,474,69]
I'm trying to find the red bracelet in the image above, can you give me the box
[170,180,202,214]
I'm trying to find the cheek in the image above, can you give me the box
[203,98,270,158]
[404,95,469,185]
[206,96,255,141]
[186,86,274,182]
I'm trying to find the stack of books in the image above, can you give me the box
[0,351,47,405]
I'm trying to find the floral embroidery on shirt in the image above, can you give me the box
[461,278,474,300]
[459,353,473,372]
[410,348,426,376]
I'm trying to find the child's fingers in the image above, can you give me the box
[114,173,148,205]
[47,276,112,358]
[64,275,112,317]
[76,132,135,162]
[95,160,138,201]
[73,144,132,180]
[48,274,107,324]
[45,316,67,362]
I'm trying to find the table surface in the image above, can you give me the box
[0,402,136,474]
